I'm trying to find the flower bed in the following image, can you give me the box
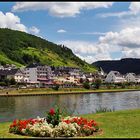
[9,108,100,137]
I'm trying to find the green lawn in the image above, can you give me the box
[81,109,140,138]
[0,109,140,138]
[0,122,31,138]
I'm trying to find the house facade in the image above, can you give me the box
[125,73,136,82]
[105,71,126,83]
[9,69,25,83]
[0,69,25,83]
[24,63,52,85]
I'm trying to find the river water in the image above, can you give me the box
[0,91,140,122]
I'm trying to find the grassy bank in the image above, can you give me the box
[0,109,140,138]
[81,109,140,138]
[0,87,140,96]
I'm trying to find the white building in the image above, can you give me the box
[125,73,140,83]
[13,70,25,83]
[125,73,136,82]
[135,75,140,83]
[105,71,126,83]
[24,63,52,84]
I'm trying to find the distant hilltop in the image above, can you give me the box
[92,58,140,75]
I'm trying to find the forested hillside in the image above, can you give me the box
[0,28,97,72]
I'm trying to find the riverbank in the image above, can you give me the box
[0,87,140,97]
[0,109,140,138]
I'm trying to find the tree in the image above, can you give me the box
[79,78,84,83]
[120,82,126,89]
[10,78,17,85]
[22,53,33,64]
[94,79,102,89]
[105,82,111,89]
[52,84,60,91]
[3,78,10,87]
[0,82,6,86]
[83,82,90,89]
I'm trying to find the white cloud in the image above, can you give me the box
[12,2,113,18]
[122,47,140,58]
[59,40,98,55]
[99,27,140,48]
[99,2,140,18]
[80,32,106,35]
[76,53,111,64]
[120,16,140,29]
[98,27,140,59]
[29,26,40,34]
[58,40,113,63]
[58,26,140,63]
[129,2,140,15]
[0,11,40,36]
[57,29,66,33]
[0,11,27,32]
[99,11,132,18]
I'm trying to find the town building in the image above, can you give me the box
[135,75,140,83]
[125,73,137,83]
[105,71,126,83]
[24,63,52,86]
[0,69,24,83]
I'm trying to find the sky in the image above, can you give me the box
[1,2,140,64]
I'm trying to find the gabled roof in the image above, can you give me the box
[109,71,123,77]
[0,69,20,76]
[125,73,136,76]
[53,70,60,75]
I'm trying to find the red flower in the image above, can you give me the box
[13,119,17,124]
[93,122,97,126]
[49,108,55,115]
[63,120,70,124]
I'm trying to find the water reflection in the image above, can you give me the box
[0,91,140,122]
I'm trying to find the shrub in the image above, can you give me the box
[52,85,59,91]
[52,122,80,137]
[62,116,99,136]
[0,82,6,86]
[83,82,90,89]
[46,107,61,127]
[94,79,102,89]
[10,78,17,85]
[9,119,42,135]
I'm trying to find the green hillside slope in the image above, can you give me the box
[0,28,97,72]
